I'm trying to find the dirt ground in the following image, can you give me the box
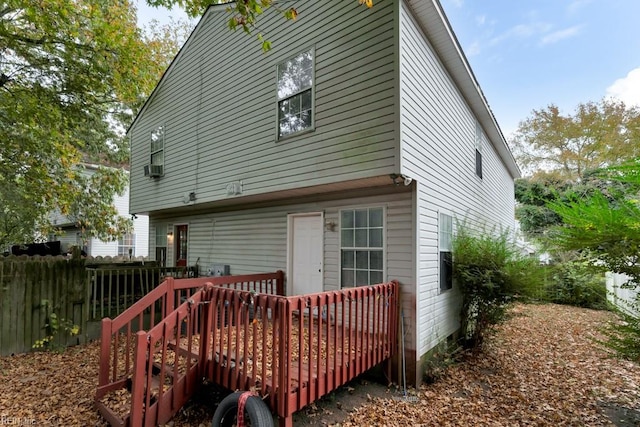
[1,303,639,426]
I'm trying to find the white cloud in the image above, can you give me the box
[540,25,583,45]
[447,0,463,8]
[475,14,486,26]
[466,41,481,56]
[606,68,640,107]
[568,0,592,14]
[490,22,551,45]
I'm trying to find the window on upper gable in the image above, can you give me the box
[277,49,314,139]
[475,121,483,179]
[148,125,164,177]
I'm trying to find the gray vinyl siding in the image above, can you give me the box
[398,1,516,362]
[149,191,413,299]
[130,1,398,214]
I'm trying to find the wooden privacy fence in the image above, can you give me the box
[95,273,398,427]
[0,257,198,356]
[0,257,86,355]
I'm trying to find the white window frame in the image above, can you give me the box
[439,212,453,292]
[118,233,136,257]
[339,206,386,288]
[276,48,315,139]
[475,121,483,179]
[150,125,165,176]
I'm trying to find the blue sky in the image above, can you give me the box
[440,0,640,136]
[137,0,640,138]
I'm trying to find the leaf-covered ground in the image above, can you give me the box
[0,303,638,426]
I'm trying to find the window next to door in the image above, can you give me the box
[340,207,384,288]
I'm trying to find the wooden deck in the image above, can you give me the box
[95,272,399,427]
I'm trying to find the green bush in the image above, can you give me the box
[544,260,607,309]
[601,306,640,362]
[453,226,545,350]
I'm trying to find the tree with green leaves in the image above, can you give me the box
[149,0,374,51]
[511,99,640,180]
[549,160,640,287]
[0,1,185,248]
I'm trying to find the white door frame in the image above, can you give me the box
[286,212,324,296]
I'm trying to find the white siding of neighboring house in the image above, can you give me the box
[87,185,149,258]
[607,273,638,317]
[399,1,517,376]
[51,171,150,257]
[129,1,398,215]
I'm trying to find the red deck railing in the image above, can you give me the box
[95,272,398,427]
[95,271,285,426]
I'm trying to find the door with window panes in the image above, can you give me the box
[175,225,188,267]
[340,207,384,287]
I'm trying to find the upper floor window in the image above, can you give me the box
[277,49,314,138]
[340,207,384,288]
[475,121,483,179]
[118,233,136,257]
[149,125,164,177]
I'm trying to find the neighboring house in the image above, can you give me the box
[128,0,520,385]
[607,272,638,317]
[50,164,149,258]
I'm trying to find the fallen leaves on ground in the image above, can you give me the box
[343,303,640,426]
[0,303,639,426]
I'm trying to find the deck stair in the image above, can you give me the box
[95,271,398,427]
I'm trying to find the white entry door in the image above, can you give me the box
[289,213,323,295]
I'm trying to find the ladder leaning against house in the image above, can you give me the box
[95,271,399,427]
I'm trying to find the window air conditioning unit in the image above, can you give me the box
[208,264,230,277]
[143,164,163,177]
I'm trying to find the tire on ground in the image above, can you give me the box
[211,391,274,427]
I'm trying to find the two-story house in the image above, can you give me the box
[51,163,149,258]
[128,0,520,385]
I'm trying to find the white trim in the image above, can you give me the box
[286,212,324,296]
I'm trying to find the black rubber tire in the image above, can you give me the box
[211,391,274,427]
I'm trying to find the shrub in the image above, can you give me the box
[601,306,640,362]
[453,226,544,350]
[545,260,607,309]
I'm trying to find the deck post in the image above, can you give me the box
[130,330,148,427]
[276,270,285,296]
[165,276,175,317]
[97,318,112,393]
[198,287,212,376]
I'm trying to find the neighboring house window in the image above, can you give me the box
[118,233,136,257]
[277,49,314,138]
[475,121,483,179]
[439,213,453,291]
[149,125,164,176]
[340,207,384,287]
